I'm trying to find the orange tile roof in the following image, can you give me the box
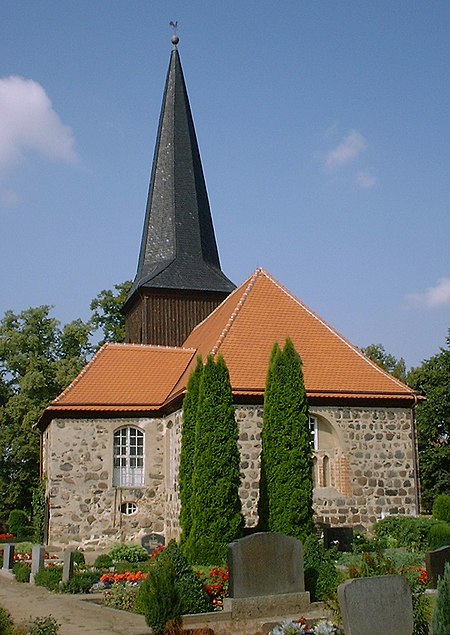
[41,344,195,420]
[39,268,417,429]
[173,269,417,402]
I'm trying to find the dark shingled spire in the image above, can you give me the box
[128,47,235,296]
[123,43,235,346]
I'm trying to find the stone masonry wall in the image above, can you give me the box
[44,417,165,550]
[45,403,418,549]
[165,404,418,536]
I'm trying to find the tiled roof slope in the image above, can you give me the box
[172,268,417,402]
[38,344,196,428]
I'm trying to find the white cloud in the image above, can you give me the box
[406,277,450,309]
[325,130,367,170]
[0,76,77,192]
[356,170,377,189]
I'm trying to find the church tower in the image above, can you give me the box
[123,37,235,346]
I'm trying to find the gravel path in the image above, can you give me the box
[0,572,149,635]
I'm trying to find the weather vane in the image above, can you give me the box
[169,21,179,47]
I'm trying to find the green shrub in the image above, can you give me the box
[373,515,437,551]
[12,561,31,583]
[428,521,450,550]
[103,583,138,612]
[27,615,60,635]
[108,543,148,563]
[432,561,450,634]
[157,541,210,614]
[94,554,113,569]
[14,542,33,555]
[34,567,63,592]
[137,555,181,635]
[7,510,28,538]
[433,495,450,523]
[71,550,85,566]
[303,535,341,602]
[60,570,98,594]
[0,606,15,635]
[114,560,146,574]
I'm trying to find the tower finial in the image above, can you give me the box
[169,21,179,47]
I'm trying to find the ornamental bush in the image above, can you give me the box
[373,515,437,552]
[108,543,148,563]
[60,570,98,594]
[259,339,313,541]
[183,355,243,565]
[0,606,15,635]
[94,554,113,569]
[34,567,63,592]
[7,509,28,538]
[303,535,341,602]
[428,521,450,550]
[433,494,450,523]
[12,561,31,583]
[137,553,181,635]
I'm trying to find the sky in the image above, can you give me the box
[0,1,449,370]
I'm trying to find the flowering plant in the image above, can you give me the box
[270,619,341,635]
[197,566,229,611]
[99,571,147,585]
[0,533,14,541]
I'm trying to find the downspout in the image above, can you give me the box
[410,394,421,515]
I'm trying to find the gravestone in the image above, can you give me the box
[425,545,450,588]
[323,526,354,552]
[338,576,413,635]
[224,532,310,619]
[31,545,46,576]
[228,532,304,598]
[2,544,14,570]
[62,549,75,583]
[141,533,165,555]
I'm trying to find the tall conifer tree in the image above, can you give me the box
[179,356,203,544]
[259,338,314,541]
[184,355,244,564]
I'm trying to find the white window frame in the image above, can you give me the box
[113,427,144,487]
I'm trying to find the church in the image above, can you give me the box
[38,38,420,550]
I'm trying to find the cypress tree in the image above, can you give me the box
[184,354,244,564]
[259,338,314,541]
[179,356,203,545]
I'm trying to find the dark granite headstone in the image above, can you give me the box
[141,533,165,555]
[323,526,354,552]
[228,532,304,598]
[426,545,450,588]
[338,576,413,635]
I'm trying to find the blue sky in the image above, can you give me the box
[1,1,449,369]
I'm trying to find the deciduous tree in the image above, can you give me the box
[361,343,407,382]
[409,330,450,512]
[89,280,132,345]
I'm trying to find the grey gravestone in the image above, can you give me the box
[62,549,75,583]
[228,532,304,598]
[426,545,450,588]
[338,576,413,635]
[31,545,46,576]
[2,544,14,570]
[324,526,354,552]
[141,533,165,555]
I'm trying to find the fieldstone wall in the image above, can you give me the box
[44,403,418,549]
[44,417,165,550]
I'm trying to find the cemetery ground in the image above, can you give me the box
[3,515,450,635]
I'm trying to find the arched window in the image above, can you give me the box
[322,455,330,487]
[113,427,144,487]
[309,416,318,451]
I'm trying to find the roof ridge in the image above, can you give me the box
[210,269,262,356]
[107,342,195,353]
[262,269,415,394]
